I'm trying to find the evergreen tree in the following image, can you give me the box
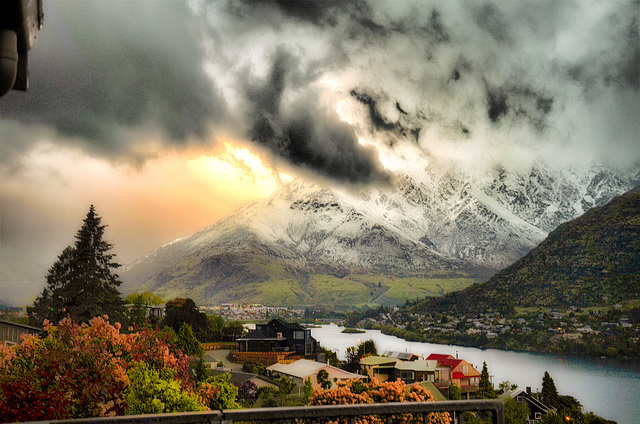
[541,371,559,408]
[477,361,497,399]
[176,323,204,357]
[28,205,124,325]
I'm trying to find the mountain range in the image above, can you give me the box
[121,162,639,308]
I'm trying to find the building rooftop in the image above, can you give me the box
[417,381,447,401]
[395,359,438,372]
[360,355,398,366]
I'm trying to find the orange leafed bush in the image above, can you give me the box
[309,379,451,424]
[0,316,194,422]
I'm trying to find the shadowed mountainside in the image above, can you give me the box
[415,186,640,314]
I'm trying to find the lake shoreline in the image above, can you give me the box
[311,324,640,424]
[369,323,640,363]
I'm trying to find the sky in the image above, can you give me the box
[1,0,638,306]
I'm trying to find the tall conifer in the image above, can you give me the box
[28,205,124,325]
[477,361,496,399]
[541,371,559,408]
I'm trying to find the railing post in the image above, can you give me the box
[493,401,504,424]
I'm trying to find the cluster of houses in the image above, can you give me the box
[360,352,482,399]
[376,308,639,346]
[225,318,557,422]
[209,304,306,321]
[232,319,480,396]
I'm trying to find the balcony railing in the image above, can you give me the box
[22,399,504,424]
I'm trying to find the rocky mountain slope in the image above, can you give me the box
[121,162,639,308]
[414,186,640,314]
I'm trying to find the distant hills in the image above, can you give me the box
[120,162,638,309]
[415,186,640,314]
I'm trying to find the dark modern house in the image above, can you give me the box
[235,318,318,355]
[500,387,557,423]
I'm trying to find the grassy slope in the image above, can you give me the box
[144,273,479,309]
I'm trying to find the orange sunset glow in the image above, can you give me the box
[2,138,285,266]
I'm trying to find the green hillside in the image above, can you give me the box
[415,187,640,315]
[136,254,479,309]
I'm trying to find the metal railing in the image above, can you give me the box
[24,399,504,424]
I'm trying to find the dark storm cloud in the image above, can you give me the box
[486,84,555,130]
[557,2,639,92]
[486,88,508,123]
[350,90,400,132]
[604,15,639,89]
[3,0,639,177]
[272,0,342,25]
[427,10,450,43]
[0,1,225,163]
[472,2,512,44]
[232,0,352,27]
[244,49,389,184]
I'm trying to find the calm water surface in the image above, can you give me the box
[311,324,640,424]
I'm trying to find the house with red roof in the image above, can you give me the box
[427,354,481,399]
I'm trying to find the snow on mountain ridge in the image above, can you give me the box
[121,161,639,298]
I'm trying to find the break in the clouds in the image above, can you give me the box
[2,0,639,180]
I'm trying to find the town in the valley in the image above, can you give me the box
[1,300,586,423]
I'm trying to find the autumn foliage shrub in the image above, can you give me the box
[309,379,451,424]
[0,316,230,422]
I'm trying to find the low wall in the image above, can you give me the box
[201,342,236,351]
[232,351,300,366]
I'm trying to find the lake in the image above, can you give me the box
[310,324,640,424]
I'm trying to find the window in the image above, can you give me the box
[400,370,413,380]
[535,412,542,420]
[294,330,304,339]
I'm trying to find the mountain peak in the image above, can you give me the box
[121,163,639,308]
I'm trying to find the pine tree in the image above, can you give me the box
[477,361,496,399]
[28,205,124,325]
[541,371,559,408]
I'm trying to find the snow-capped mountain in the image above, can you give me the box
[121,162,639,307]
